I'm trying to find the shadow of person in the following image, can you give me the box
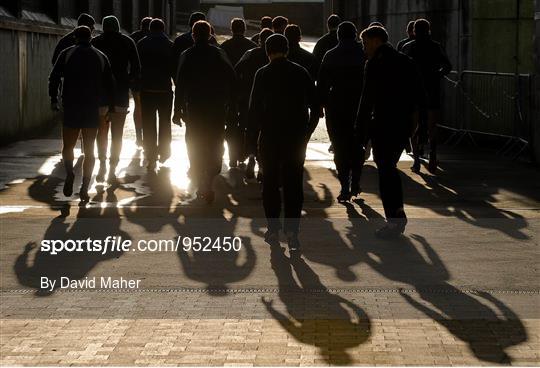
[175,174,256,296]
[298,169,365,282]
[27,156,84,211]
[357,161,530,240]
[123,166,176,233]
[416,170,530,240]
[14,186,130,296]
[263,244,370,365]
[344,203,527,364]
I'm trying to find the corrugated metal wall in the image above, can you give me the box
[0,0,173,145]
[0,28,60,144]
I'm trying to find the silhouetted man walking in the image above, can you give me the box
[396,21,415,52]
[92,15,141,184]
[130,17,152,43]
[284,24,317,78]
[173,12,218,73]
[52,13,95,65]
[251,16,272,44]
[313,14,341,73]
[130,16,153,146]
[318,22,366,202]
[356,26,423,239]
[49,26,114,201]
[221,18,257,168]
[235,28,274,180]
[403,19,452,174]
[137,18,174,170]
[174,21,236,204]
[272,16,289,34]
[249,34,319,251]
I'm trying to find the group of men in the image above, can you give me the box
[48,11,451,250]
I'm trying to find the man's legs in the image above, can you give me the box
[427,109,440,174]
[260,147,282,237]
[80,128,98,201]
[108,109,128,183]
[200,127,224,203]
[411,109,427,173]
[96,109,110,181]
[282,154,305,246]
[61,126,80,197]
[141,92,158,169]
[350,135,365,197]
[373,139,407,238]
[332,132,351,201]
[156,92,172,163]
[132,91,143,147]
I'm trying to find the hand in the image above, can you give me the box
[172,112,182,126]
[50,101,60,112]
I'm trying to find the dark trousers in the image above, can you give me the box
[186,120,225,194]
[225,124,243,164]
[141,91,172,162]
[259,139,306,234]
[328,127,365,193]
[371,137,407,226]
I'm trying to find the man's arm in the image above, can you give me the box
[355,61,375,144]
[306,71,320,139]
[438,44,452,76]
[173,53,188,124]
[51,36,67,66]
[48,51,65,109]
[102,56,116,109]
[316,54,331,107]
[127,37,141,91]
[248,69,265,133]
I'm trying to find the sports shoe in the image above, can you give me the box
[79,185,90,202]
[375,223,404,240]
[63,173,74,197]
[264,230,280,245]
[287,234,301,252]
[411,159,421,174]
[337,191,351,203]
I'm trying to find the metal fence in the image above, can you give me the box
[440,70,534,157]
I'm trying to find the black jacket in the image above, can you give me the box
[317,39,365,114]
[220,35,257,67]
[92,32,141,91]
[234,47,269,102]
[173,31,218,73]
[249,57,318,142]
[287,44,317,79]
[396,36,414,52]
[51,30,77,65]
[402,37,452,94]
[355,44,424,141]
[137,32,174,92]
[130,29,149,44]
[175,42,236,122]
[312,30,339,75]
[49,42,114,107]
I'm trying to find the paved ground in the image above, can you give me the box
[1,101,539,366]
